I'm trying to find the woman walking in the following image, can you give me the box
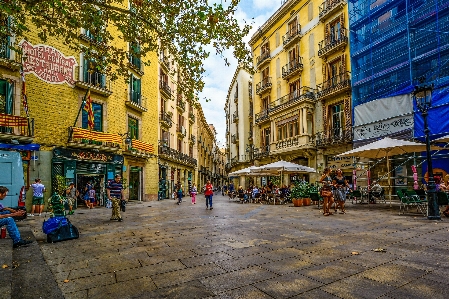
[205,180,214,210]
[319,168,334,216]
[333,169,349,214]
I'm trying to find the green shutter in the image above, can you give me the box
[5,80,13,114]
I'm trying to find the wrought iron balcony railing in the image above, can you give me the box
[256,51,271,68]
[160,80,171,98]
[0,114,34,143]
[0,41,22,70]
[189,111,195,123]
[319,0,346,22]
[254,145,270,160]
[282,24,302,47]
[315,126,353,147]
[255,109,269,124]
[158,144,197,167]
[317,71,351,100]
[281,57,304,80]
[318,27,348,57]
[268,87,315,113]
[255,77,272,95]
[177,98,186,112]
[275,135,314,151]
[76,66,112,96]
[234,91,238,102]
[159,112,173,128]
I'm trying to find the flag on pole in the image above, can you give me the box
[20,70,30,118]
[83,90,94,130]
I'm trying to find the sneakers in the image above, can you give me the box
[210,207,213,210]
[206,206,209,210]
[38,213,42,216]
[13,239,32,248]
[118,218,123,222]
[27,214,34,216]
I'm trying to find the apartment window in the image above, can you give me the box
[261,96,269,111]
[129,41,141,69]
[177,139,182,152]
[82,102,103,132]
[130,75,141,105]
[262,67,269,82]
[330,59,342,84]
[128,117,139,139]
[329,19,342,43]
[288,18,298,36]
[84,10,103,43]
[160,98,165,113]
[0,16,10,59]
[0,79,13,115]
[161,130,170,147]
[288,45,299,63]
[277,119,298,141]
[83,58,106,88]
[289,80,300,97]
[261,42,270,55]
[331,104,344,138]
[261,128,271,147]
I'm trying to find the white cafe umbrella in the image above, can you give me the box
[337,137,441,205]
[251,160,316,174]
[228,166,259,177]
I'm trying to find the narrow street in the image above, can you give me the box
[10,194,449,299]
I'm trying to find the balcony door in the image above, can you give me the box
[0,80,13,133]
[329,19,341,43]
[331,104,344,138]
[289,80,300,99]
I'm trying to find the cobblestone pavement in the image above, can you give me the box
[18,194,449,299]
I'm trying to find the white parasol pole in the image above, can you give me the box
[387,152,392,207]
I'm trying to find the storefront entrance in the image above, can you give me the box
[76,174,105,207]
[129,166,142,201]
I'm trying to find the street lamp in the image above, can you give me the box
[413,77,440,220]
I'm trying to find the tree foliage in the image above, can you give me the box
[0,0,253,100]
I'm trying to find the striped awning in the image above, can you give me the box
[131,139,154,153]
[0,113,28,127]
[72,127,122,145]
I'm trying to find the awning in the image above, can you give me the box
[0,143,40,151]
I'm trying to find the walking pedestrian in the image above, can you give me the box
[83,181,93,208]
[107,175,124,221]
[205,180,214,210]
[0,186,33,248]
[332,169,349,214]
[65,182,79,215]
[320,168,334,216]
[29,178,46,216]
[177,183,183,205]
[191,184,197,204]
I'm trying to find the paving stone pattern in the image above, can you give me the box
[19,194,449,298]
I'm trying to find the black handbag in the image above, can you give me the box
[120,199,126,212]
[47,218,79,243]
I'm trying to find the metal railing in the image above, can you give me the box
[129,54,141,70]
[282,24,302,46]
[177,98,186,111]
[319,0,346,20]
[189,111,195,123]
[0,114,34,137]
[318,27,348,57]
[130,90,142,106]
[231,133,239,144]
[256,77,272,94]
[232,111,239,123]
[159,112,173,127]
[268,86,315,113]
[256,51,271,67]
[317,71,350,99]
[255,109,269,124]
[159,80,171,97]
[158,143,197,167]
[78,66,111,90]
[281,57,304,79]
[254,145,270,160]
[315,126,353,147]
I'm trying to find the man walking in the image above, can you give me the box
[0,186,33,248]
[205,180,214,210]
[107,175,125,221]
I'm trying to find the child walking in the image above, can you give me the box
[88,188,96,209]
[191,184,197,204]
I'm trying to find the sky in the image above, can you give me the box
[198,0,281,148]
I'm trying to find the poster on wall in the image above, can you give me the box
[395,165,407,186]
[19,40,78,86]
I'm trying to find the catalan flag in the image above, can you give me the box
[83,90,94,130]
[21,70,29,118]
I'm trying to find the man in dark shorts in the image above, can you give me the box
[107,175,125,221]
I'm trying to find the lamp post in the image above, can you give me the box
[413,78,440,220]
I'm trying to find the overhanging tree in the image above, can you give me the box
[0,0,252,100]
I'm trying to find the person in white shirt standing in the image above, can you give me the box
[30,178,46,216]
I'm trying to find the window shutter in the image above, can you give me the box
[6,80,13,114]
[325,23,330,41]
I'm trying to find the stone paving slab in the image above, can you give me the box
[10,194,449,298]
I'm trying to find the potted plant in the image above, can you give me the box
[291,182,303,207]
[297,181,311,206]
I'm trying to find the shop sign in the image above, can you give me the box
[19,40,78,86]
[327,156,356,170]
[354,115,413,140]
[53,148,124,164]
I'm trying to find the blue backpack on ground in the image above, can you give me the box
[42,216,68,234]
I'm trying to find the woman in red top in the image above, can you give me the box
[205,180,214,210]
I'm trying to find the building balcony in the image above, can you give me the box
[160,56,170,71]
[159,112,173,129]
[189,111,195,123]
[67,127,121,152]
[319,0,347,22]
[232,111,239,123]
[255,77,272,95]
[128,55,144,76]
[75,66,112,96]
[249,86,253,100]
[268,87,315,114]
[282,57,304,80]
[317,71,351,100]
[158,144,197,167]
[125,91,148,112]
[318,28,348,58]
[315,126,353,147]
[231,133,239,144]
[275,135,314,151]
[234,91,238,103]
[255,109,269,125]
[177,125,187,138]
[189,134,196,145]
[123,139,155,158]
[282,24,302,48]
[0,42,22,70]
[0,114,34,143]
[256,51,271,69]
[254,145,270,160]
[160,81,171,99]
[176,97,186,113]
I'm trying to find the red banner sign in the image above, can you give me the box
[19,40,78,86]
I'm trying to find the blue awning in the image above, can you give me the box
[0,143,40,151]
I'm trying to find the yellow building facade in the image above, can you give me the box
[0,2,159,208]
[248,0,352,182]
